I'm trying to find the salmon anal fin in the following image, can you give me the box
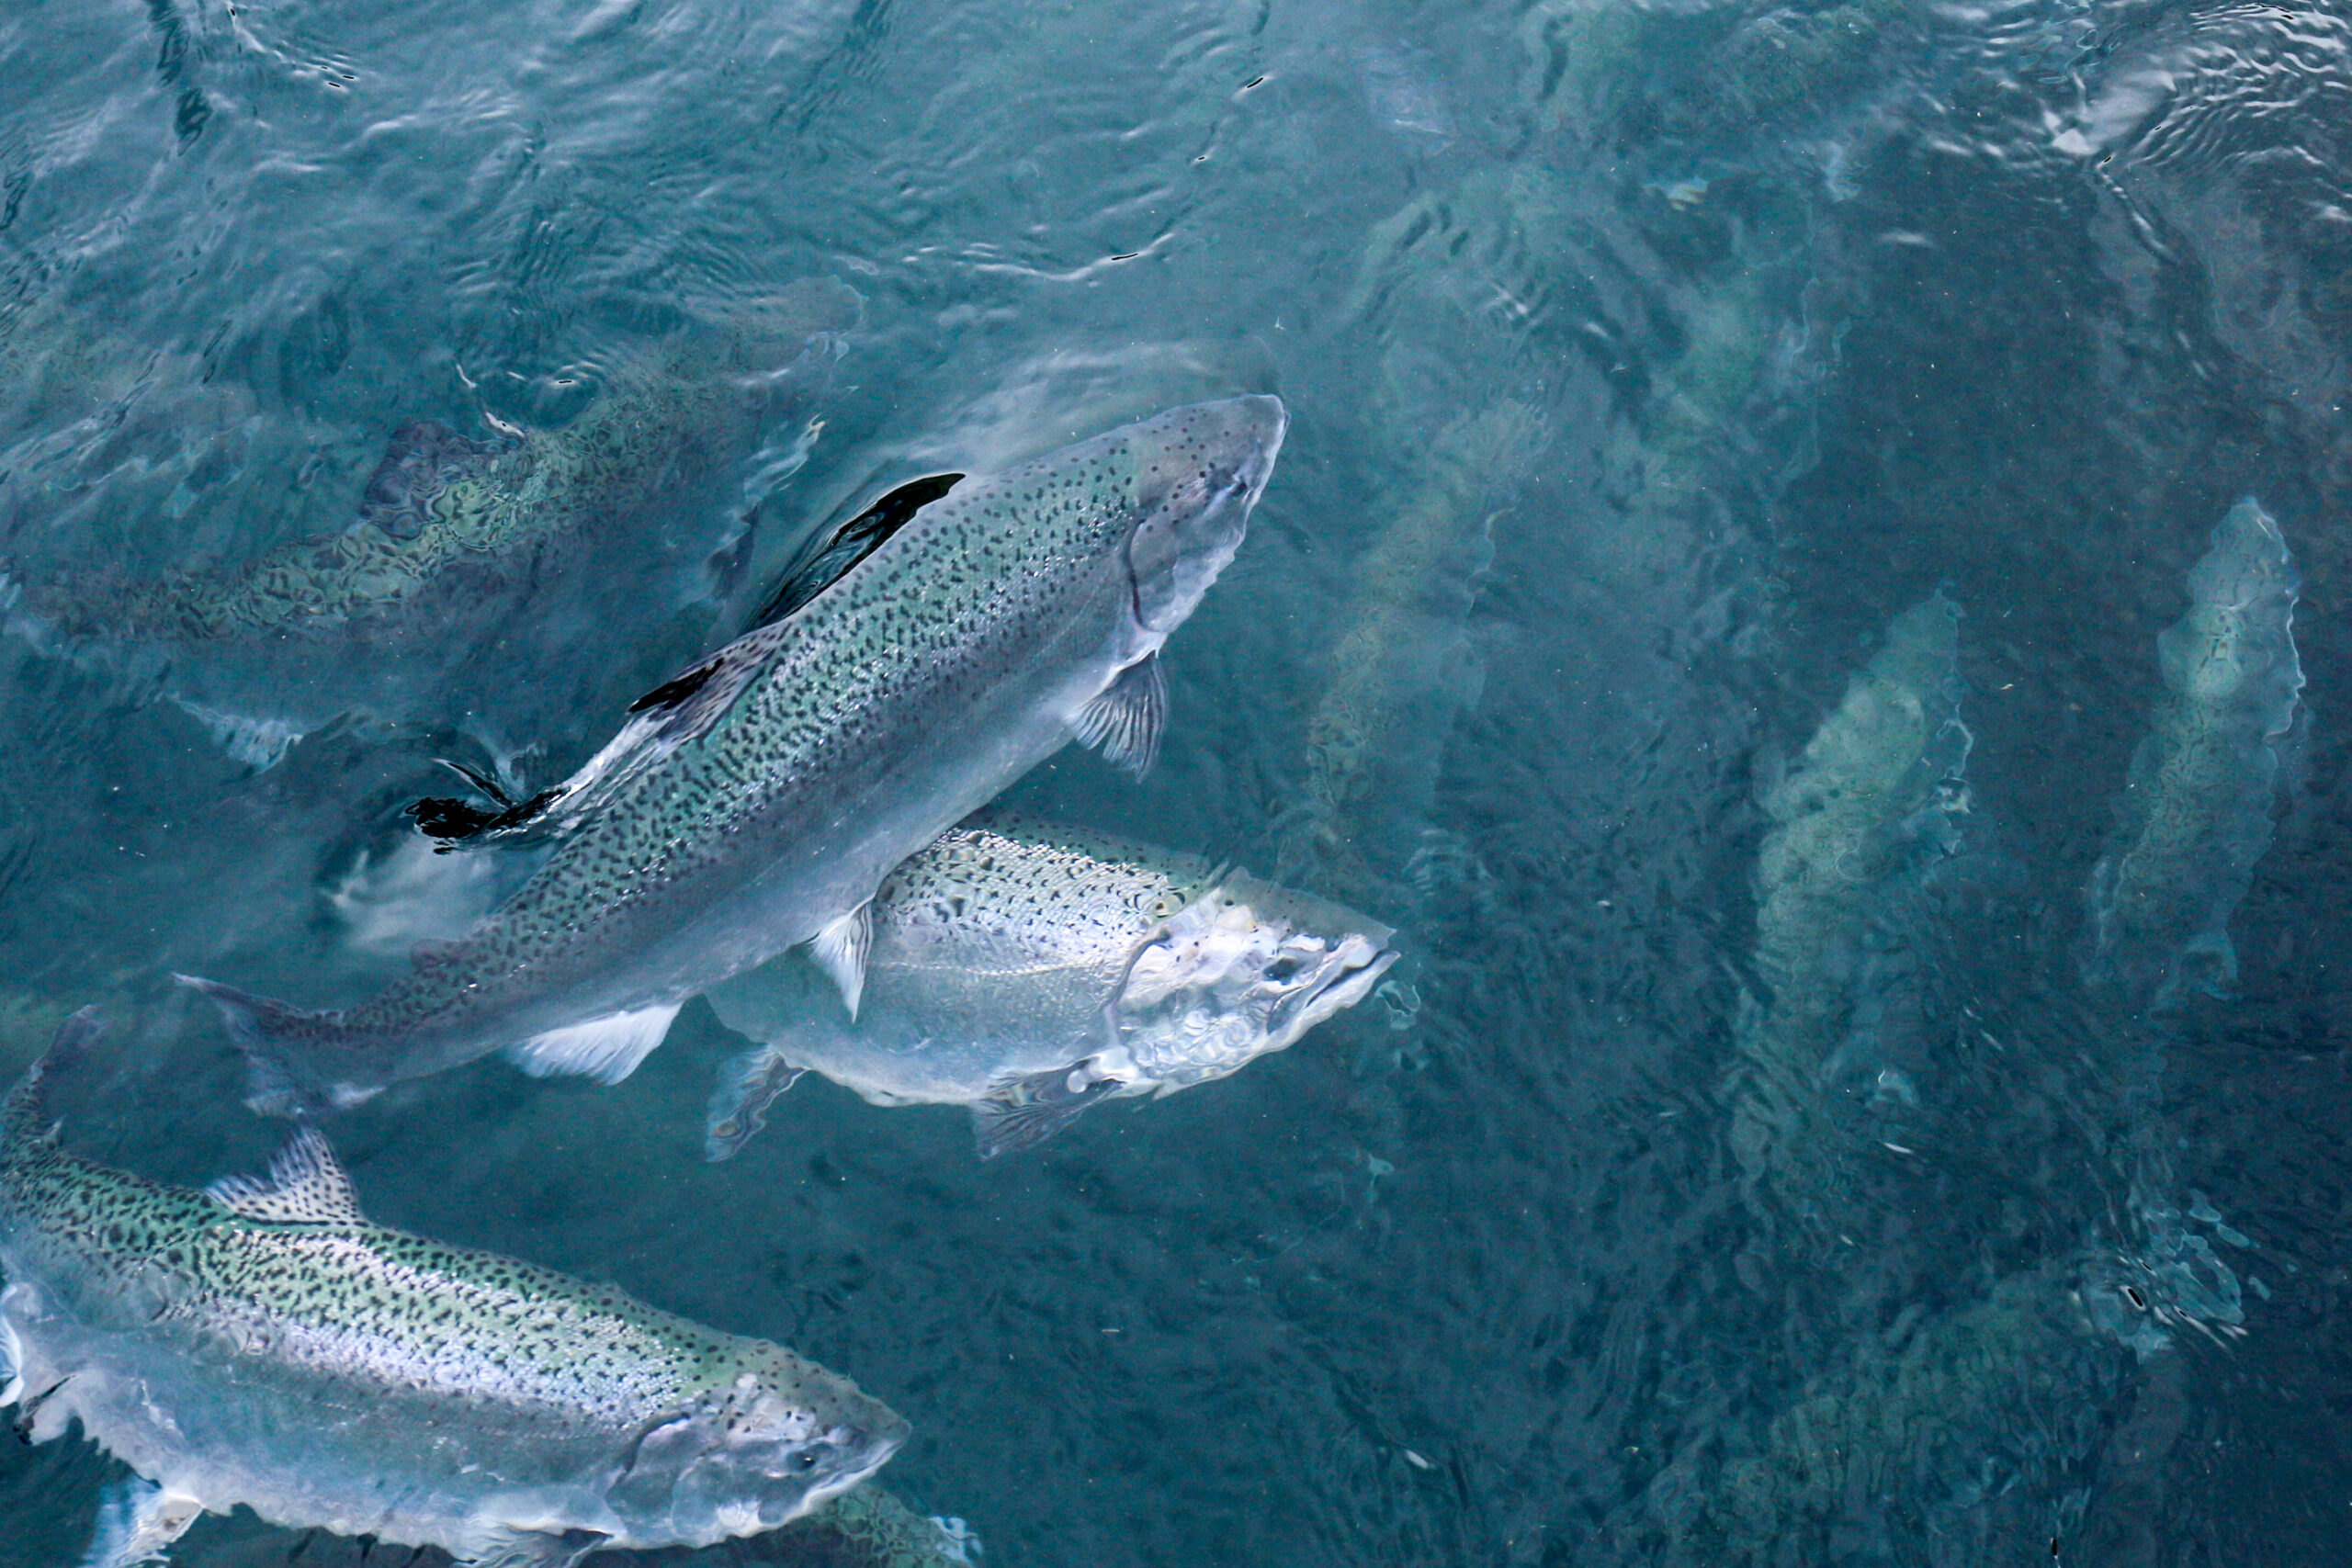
[970,1061,1125,1159]
[504,1002,683,1085]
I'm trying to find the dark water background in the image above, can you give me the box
[5,0,2352,1562]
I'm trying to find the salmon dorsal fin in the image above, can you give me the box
[750,471,964,628]
[414,622,786,853]
[206,1127,367,1224]
[410,475,966,854]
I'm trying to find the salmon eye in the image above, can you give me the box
[795,1450,820,1472]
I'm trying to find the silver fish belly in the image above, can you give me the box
[187,397,1287,1111]
[704,812,1397,1159]
[0,1012,905,1568]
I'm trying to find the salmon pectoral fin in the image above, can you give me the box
[1069,651,1167,780]
[970,1063,1126,1160]
[706,1043,808,1162]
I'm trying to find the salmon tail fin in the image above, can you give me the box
[2,1007,104,1144]
[174,975,343,1119]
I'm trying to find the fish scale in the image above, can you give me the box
[188,397,1288,1111]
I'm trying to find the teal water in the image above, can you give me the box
[3,0,2352,1561]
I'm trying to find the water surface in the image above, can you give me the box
[5,0,2352,1562]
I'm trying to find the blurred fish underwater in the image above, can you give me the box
[3,0,2352,1563]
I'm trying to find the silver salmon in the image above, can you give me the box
[704,813,1396,1159]
[186,397,1287,1111]
[0,1011,905,1568]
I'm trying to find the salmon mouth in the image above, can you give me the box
[1264,934,1398,1045]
